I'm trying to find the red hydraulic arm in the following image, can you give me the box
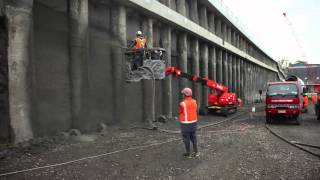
[165,66,238,113]
[165,66,228,93]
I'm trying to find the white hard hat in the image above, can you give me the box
[136,30,142,36]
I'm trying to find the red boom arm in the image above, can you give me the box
[165,66,228,93]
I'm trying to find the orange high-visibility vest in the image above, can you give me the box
[134,37,146,49]
[179,97,198,124]
[312,95,318,104]
[303,96,308,106]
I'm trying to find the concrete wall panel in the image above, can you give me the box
[33,2,71,136]
[88,3,114,126]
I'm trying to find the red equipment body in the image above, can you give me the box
[165,66,237,115]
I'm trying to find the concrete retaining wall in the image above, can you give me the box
[0,0,280,142]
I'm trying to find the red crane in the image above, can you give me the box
[283,12,317,84]
[165,66,238,116]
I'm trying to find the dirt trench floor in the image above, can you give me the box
[0,104,320,180]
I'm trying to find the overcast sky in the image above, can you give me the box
[222,0,320,64]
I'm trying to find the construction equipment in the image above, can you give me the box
[165,66,237,116]
[124,47,166,82]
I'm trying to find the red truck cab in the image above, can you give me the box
[265,79,303,124]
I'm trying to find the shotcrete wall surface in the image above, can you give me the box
[0,15,9,142]
[33,1,71,136]
[2,0,281,141]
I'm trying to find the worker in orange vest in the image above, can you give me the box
[311,94,318,104]
[179,87,199,158]
[303,95,308,106]
[130,31,147,70]
[303,95,308,112]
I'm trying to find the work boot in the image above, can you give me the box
[192,152,200,157]
[183,153,191,158]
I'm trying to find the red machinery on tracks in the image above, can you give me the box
[165,66,237,116]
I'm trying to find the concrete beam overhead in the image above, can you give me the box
[126,0,278,72]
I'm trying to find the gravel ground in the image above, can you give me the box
[0,104,320,180]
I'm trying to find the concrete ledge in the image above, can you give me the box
[127,0,278,72]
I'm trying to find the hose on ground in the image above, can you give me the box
[265,124,320,158]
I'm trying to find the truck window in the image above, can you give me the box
[267,84,298,97]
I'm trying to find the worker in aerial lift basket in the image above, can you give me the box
[179,87,200,158]
[129,30,147,70]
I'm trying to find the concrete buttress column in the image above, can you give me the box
[216,48,223,83]
[209,46,216,80]
[254,65,257,102]
[244,62,248,101]
[178,33,188,94]
[215,18,221,38]
[69,0,89,129]
[5,1,34,143]
[236,33,240,48]
[230,30,234,45]
[176,0,186,16]
[200,43,208,111]
[111,5,126,123]
[199,6,208,29]
[248,63,252,104]
[227,26,231,43]
[142,18,154,124]
[250,64,254,103]
[222,51,228,87]
[246,63,251,104]
[252,64,256,102]
[191,38,200,104]
[161,26,172,118]
[236,57,241,98]
[241,37,245,51]
[222,22,227,43]
[244,61,250,104]
[189,0,199,24]
[228,54,232,91]
[240,59,245,101]
[233,31,237,47]
[208,12,215,34]
[232,55,236,93]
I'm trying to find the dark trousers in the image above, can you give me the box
[132,52,143,70]
[182,131,198,154]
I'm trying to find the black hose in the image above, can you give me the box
[293,142,320,149]
[265,124,320,158]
